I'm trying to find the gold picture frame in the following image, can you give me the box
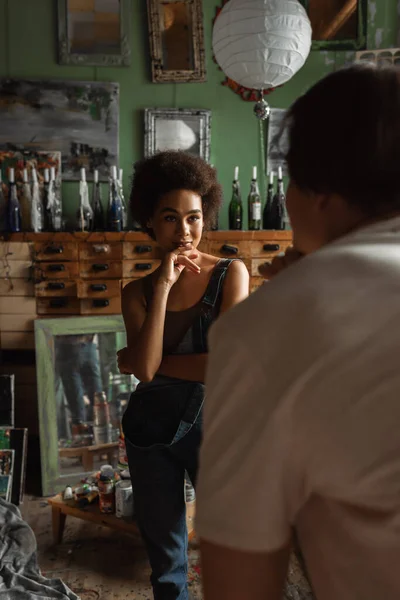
[147,0,206,83]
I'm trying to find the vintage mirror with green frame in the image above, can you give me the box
[35,316,136,496]
[57,0,132,66]
[300,0,367,50]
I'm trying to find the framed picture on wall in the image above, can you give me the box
[266,108,289,176]
[57,0,132,67]
[144,108,211,162]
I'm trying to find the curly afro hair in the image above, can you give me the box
[130,151,222,238]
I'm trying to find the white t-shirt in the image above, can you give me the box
[196,217,400,600]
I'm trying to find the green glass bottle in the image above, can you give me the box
[228,166,243,230]
[248,166,261,230]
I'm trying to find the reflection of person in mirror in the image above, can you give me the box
[55,334,103,438]
[117,151,249,599]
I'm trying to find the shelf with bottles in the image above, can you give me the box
[226,164,290,232]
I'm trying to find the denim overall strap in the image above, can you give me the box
[192,259,237,353]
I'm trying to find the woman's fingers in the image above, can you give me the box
[175,254,201,274]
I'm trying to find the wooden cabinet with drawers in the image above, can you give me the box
[1,230,292,331]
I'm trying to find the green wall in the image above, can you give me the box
[0,0,398,229]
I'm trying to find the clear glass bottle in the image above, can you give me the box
[76,167,93,231]
[248,166,261,230]
[50,166,62,232]
[31,168,44,233]
[228,166,243,230]
[7,168,21,233]
[118,168,128,231]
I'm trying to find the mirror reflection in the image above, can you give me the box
[161,2,194,70]
[54,332,137,476]
[308,0,359,41]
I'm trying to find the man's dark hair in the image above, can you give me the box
[278,63,400,215]
[130,151,222,238]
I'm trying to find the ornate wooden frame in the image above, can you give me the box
[57,0,132,67]
[147,0,206,83]
[35,315,127,496]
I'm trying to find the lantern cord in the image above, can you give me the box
[259,116,267,204]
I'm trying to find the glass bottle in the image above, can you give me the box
[42,168,50,231]
[7,168,21,233]
[272,166,286,231]
[0,171,8,232]
[248,166,261,230]
[107,166,123,232]
[76,167,93,231]
[19,168,32,231]
[50,166,62,232]
[92,169,105,231]
[228,166,243,230]
[118,168,128,231]
[263,171,275,229]
[31,168,44,233]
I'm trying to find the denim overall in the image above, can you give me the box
[122,259,234,600]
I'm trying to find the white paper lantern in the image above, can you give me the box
[213,0,312,91]
[155,119,197,152]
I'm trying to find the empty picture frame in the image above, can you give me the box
[144,108,211,162]
[147,0,206,82]
[57,0,132,67]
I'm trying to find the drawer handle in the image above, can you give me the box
[263,244,280,252]
[92,299,109,308]
[47,264,65,272]
[221,244,238,255]
[134,245,152,254]
[135,263,152,271]
[47,282,65,290]
[90,284,107,292]
[92,244,110,254]
[44,245,63,254]
[92,263,109,271]
[49,298,67,308]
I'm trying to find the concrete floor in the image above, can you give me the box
[21,495,202,600]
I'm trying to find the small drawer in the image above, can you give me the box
[79,242,122,261]
[77,279,121,298]
[123,260,161,278]
[209,241,248,258]
[36,297,80,315]
[80,297,121,315]
[34,242,78,261]
[251,258,284,277]
[249,240,292,257]
[35,261,79,280]
[35,280,77,297]
[250,277,266,293]
[123,241,162,259]
[79,260,123,280]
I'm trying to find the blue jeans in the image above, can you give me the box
[56,340,103,424]
[123,381,203,600]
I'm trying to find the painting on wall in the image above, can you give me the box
[57,0,132,67]
[0,150,61,184]
[0,79,119,181]
[266,108,289,176]
[144,108,211,163]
